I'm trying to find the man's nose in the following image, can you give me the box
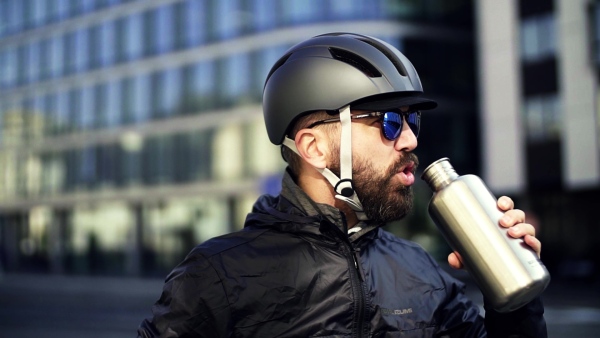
[394,119,418,152]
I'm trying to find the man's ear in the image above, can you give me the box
[294,129,330,169]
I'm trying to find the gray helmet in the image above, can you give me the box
[263,32,437,145]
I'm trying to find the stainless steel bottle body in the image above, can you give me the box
[422,158,550,312]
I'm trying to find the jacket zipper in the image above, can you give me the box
[337,232,368,338]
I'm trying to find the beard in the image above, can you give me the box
[329,147,418,224]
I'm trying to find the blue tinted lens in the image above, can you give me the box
[381,111,420,140]
[382,112,402,140]
[405,111,420,138]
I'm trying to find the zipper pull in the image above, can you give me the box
[353,248,366,282]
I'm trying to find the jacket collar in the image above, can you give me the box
[279,168,377,240]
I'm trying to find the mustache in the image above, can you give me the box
[388,152,419,177]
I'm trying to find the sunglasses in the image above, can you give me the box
[307,111,421,140]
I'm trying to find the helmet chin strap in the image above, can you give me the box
[282,105,368,221]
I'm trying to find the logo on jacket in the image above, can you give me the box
[381,307,413,315]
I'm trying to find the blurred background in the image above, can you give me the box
[0,0,598,337]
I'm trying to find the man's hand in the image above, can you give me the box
[447,196,542,270]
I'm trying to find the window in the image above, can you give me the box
[99,21,116,66]
[92,80,121,128]
[26,42,41,83]
[183,61,216,112]
[0,47,17,87]
[78,147,97,188]
[65,149,77,191]
[329,0,362,20]
[64,32,77,74]
[253,45,287,97]
[122,75,151,124]
[7,0,24,33]
[281,0,320,24]
[121,78,135,124]
[156,68,182,117]
[253,0,278,31]
[90,24,108,68]
[214,0,240,39]
[54,91,69,135]
[0,2,7,36]
[144,136,173,184]
[119,147,143,186]
[41,152,65,195]
[74,29,90,72]
[43,94,56,136]
[132,74,151,124]
[0,100,17,145]
[30,94,45,140]
[178,0,206,48]
[97,144,117,187]
[124,14,144,61]
[30,0,47,26]
[193,130,213,180]
[49,35,64,78]
[520,13,556,63]
[49,0,71,21]
[524,94,561,142]
[106,80,122,127]
[220,54,250,104]
[79,86,95,130]
[152,5,174,54]
[17,45,27,85]
[78,0,97,14]
[68,89,82,132]
[39,39,52,79]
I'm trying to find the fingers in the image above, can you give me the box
[499,209,526,228]
[455,195,543,263]
[497,196,514,211]
[523,235,542,258]
[507,222,536,237]
[448,252,464,270]
[507,223,541,258]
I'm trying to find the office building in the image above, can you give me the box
[477,0,600,277]
[0,0,476,276]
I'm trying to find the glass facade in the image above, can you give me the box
[0,0,475,276]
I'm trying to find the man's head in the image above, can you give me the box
[263,33,437,222]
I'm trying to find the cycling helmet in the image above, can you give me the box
[262,32,437,221]
[263,32,437,145]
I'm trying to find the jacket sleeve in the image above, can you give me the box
[137,251,230,338]
[434,268,487,338]
[434,265,547,338]
[483,297,547,338]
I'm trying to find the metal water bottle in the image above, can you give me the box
[421,158,550,312]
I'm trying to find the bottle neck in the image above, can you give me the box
[421,158,458,192]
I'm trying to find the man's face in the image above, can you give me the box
[328,109,419,223]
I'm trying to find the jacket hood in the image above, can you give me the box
[244,193,321,228]
[244,170,349,235]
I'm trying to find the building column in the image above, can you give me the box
[556,0,600,189]
[476,0,526,193]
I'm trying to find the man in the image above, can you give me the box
[138,33,546,337]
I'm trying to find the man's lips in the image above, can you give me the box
[397,162,416,186]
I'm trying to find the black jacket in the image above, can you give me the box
[138,172,547,337]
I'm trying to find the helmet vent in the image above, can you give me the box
[357,38,408,77]
[329,47,382,78]
[265,53,292,85]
